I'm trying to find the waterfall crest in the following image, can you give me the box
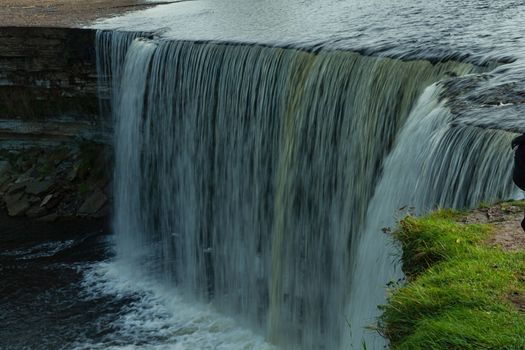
[97,31,514,349]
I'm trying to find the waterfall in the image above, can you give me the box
[97,31,514,349]
[345,85,515,348]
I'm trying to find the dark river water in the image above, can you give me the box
[0,215,272,349]
[0,216,130,349]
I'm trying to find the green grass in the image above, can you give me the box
[379,209,525,350]
[503,200,525,209]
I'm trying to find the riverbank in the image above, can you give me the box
[380,201,525,349]
[0,0,172,27]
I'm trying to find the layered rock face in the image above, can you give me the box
[0,27,106,148]
[0,27,111,220]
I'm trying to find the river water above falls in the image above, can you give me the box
[2,1,524,350]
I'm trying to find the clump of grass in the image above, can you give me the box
[379,209,525,349]
[394,210,491,278]
[504,199,525,209]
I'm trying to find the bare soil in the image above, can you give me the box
[460,202,525,251]
[0,0,170,27]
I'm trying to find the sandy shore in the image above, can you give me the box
[0,0,166,27]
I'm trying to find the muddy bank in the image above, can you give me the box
[460,201,525,251]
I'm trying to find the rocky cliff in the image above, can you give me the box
[0,27,110,220]
[0,27,107,148]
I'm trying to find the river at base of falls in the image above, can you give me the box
[0,216,274,350]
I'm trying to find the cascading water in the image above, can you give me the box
[97,30,516,349]
[346,85,515,348]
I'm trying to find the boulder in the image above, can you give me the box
[0,175,11,193]
[0,161,11,177]
[25,180,53,196]
[78,188,107,216]
[5,193,30,217]
[41,193,61,209]
[27,195,41,205]
[4,191,22,206]
[6,180,29,195]
[67,164,79,182]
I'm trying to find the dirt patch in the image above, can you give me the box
[509,291,525,313]
[0,0,173,27]
[460,202,525,251]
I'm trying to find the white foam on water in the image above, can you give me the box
[75,259,276,350]
[1,240,76,260]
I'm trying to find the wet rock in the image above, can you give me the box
[78,188,107,216]
[25,180,53,196]
[6,180,29,195]
[4,192,22,206]
[26,205,48,218]
[96,177,109,191]
[0,175,11,193]
[40,194,53,207]
[0,144,111,220]
[27,195,41,205]
[67,164,79,182]
[42,193,61,210]
[29,168,40,179]
[56,159,72,175]
[5,193,30,217]
[0,161,11,177]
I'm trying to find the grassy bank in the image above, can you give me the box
[379,205,525,350]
